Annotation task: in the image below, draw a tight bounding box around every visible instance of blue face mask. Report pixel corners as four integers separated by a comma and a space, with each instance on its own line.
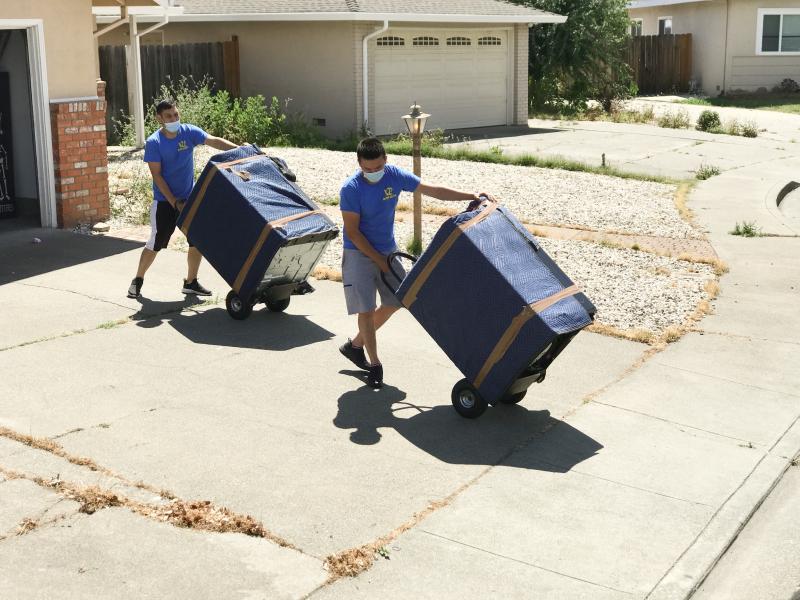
363, 168, 385, 183
164, 120, 181, 133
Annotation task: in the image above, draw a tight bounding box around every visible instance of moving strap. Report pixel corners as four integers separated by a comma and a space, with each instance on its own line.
180, 153, 269, 235
232, 210, 321, 294
472, 284, 581, 389
402, 201, 498, 308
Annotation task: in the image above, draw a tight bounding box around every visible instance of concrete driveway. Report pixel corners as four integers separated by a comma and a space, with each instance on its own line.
1, 115, 799, 598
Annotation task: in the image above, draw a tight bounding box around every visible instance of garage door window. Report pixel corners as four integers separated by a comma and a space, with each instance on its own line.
377, 36, 404, 46
413, 36, 440, 46
447, 36, 472, 46
478, 36, 502, 46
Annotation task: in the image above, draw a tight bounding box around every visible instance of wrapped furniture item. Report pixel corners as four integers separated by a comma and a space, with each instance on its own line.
387, 199, 595, 418
177, 144, 338, 320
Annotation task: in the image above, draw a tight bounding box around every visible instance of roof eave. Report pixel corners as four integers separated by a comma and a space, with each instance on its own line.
99, 11, 566, 24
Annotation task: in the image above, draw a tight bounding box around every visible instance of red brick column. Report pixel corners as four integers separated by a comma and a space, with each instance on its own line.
49, 80, 109, 228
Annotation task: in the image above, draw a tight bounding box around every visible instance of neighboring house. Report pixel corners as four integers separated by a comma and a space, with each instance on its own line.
629, 0, 800, 95
1, 0, 169, 230
94, 0, 565, 138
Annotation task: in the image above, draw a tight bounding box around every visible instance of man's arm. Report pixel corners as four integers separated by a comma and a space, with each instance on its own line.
147, 162, 178, 208
204, 135, 239, 151
416, 182, 494, 203
342, 210, 391, 273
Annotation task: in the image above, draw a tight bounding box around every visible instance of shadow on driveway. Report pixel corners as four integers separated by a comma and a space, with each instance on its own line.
135, 304, 334, 351
334, 373, 602, 472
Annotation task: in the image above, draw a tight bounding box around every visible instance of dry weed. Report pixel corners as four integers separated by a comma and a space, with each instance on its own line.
674, 182, 696, 225
15, 518, 38, 536
586, 323, 655, 344
312, 266, 343, 282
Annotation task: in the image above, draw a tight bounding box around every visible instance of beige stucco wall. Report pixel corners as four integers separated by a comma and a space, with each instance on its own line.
725, 0, 800, 92
629, 0, 728, 95
2, 0, 98, 98
99, 21, 358, 136
100, 19, 527, 135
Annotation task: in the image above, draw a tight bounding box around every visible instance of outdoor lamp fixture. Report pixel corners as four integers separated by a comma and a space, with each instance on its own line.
402, 102, 430, 254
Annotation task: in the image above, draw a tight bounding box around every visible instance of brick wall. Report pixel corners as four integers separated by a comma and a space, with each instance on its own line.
49, 80, 109, 228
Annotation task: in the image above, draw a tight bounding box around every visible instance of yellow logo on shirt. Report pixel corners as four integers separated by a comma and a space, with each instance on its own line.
383, 187, 397, 201
178, 140, 188, 151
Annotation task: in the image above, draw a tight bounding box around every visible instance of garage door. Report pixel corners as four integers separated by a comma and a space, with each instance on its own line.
372, 30, 509, 135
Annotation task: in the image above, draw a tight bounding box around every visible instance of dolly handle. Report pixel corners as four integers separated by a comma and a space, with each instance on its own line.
381, 252, 417, 295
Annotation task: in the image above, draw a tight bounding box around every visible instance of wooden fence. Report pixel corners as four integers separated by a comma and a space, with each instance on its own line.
626, 34, 692, 94
98, 37, 240, 143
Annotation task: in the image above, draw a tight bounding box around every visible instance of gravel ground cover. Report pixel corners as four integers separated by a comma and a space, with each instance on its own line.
107, 146, 714, 338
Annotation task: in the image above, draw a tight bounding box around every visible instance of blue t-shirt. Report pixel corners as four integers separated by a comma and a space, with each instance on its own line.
339, 164, 420, 253
143, 124, 208, 201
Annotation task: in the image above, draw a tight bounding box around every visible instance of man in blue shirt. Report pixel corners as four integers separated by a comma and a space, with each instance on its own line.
339, 137, 493, 388
127, 99, 238, 299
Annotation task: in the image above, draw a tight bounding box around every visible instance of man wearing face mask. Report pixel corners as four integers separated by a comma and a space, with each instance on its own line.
338, 137, 493, 389
127, 99, 238, 299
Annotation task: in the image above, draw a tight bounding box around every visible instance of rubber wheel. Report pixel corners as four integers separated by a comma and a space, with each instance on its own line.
500, 389, 527, 404
266, 297, 290, 312
226, 290, 253, 320
451, 379, 488, 419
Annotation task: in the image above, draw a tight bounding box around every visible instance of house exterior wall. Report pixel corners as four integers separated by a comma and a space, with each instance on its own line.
102, 19, 528, 133
726, 0, 800, 92
629, 1, 728, 95
103, 21, 358, 137
629, 0, 800, 94
3, 0, 98, 98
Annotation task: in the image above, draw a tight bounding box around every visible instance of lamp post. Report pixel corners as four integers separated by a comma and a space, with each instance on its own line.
402, 101, 430, 253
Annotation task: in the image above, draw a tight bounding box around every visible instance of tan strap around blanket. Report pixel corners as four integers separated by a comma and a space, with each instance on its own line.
401, 201, 498, 308
472, 284, 581, 389
232, 210, 321, 294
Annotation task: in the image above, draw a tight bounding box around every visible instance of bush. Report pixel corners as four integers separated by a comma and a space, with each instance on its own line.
779, 78, 799, 93
658, 109, 691, 129
695, 163, 721, 180
696, 110, 722, 132
741, 120, 759, 138
113, 77, 327, 148
724, 118, 741, 136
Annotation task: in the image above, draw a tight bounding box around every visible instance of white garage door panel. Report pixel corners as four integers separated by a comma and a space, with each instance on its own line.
372, 30, 509, 135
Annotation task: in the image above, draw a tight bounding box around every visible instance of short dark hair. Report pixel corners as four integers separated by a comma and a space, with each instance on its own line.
155, 99, 177, 115
357, 137, 386, 161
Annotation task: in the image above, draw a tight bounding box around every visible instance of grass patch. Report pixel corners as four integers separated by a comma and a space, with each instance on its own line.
405, 236, 423, 256
695, 164, 721, 180
683, 93, 800, 115
730, 221, 762, 237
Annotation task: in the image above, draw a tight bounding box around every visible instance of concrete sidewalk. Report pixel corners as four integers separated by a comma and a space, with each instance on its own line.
1, 117, 799, 598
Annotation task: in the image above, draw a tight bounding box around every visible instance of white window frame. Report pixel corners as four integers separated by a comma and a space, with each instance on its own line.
756, 8, 800, 55
658, 16, 673, 35
0, 19, 57, 228
630, 18, 643, 36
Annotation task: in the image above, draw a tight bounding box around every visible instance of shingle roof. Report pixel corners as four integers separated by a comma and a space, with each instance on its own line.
175, 0, 557, 18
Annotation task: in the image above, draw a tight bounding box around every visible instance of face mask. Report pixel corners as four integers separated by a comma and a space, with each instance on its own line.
363, 168, 385, 183
163, 120, 181, 133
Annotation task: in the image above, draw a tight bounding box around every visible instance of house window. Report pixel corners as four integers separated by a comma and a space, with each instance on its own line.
413, 36, 439, 46
759, 10, 800, 53
478, 36, 502, 46
658, 17, 673, 35
630, 19, 643, 36
447, 36, 472, 46
377, 36, 404, 46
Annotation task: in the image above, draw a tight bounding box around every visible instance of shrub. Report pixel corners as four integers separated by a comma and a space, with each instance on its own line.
658, 109, 691, 129
724, 118, 742, 136
779, 78, 799, 93
741, 120, 759, 138
695, 164, 721, 180
696, 110, 722, 132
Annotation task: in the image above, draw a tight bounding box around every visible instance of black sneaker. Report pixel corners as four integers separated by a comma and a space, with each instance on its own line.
367, 363, 384, 389
127, 277, 143, 298
182, 278, 212, 296
339, 339, 368, 370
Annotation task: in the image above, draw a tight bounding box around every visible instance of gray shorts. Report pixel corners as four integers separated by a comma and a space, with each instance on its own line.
342, 248, 406, 315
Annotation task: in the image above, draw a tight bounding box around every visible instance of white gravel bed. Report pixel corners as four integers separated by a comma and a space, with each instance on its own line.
316, 209, 714, 335
263, 146, 697, 239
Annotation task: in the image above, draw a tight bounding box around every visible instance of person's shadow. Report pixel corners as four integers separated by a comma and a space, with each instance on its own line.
334, 371, 602, 472
131, 297, 333, 351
